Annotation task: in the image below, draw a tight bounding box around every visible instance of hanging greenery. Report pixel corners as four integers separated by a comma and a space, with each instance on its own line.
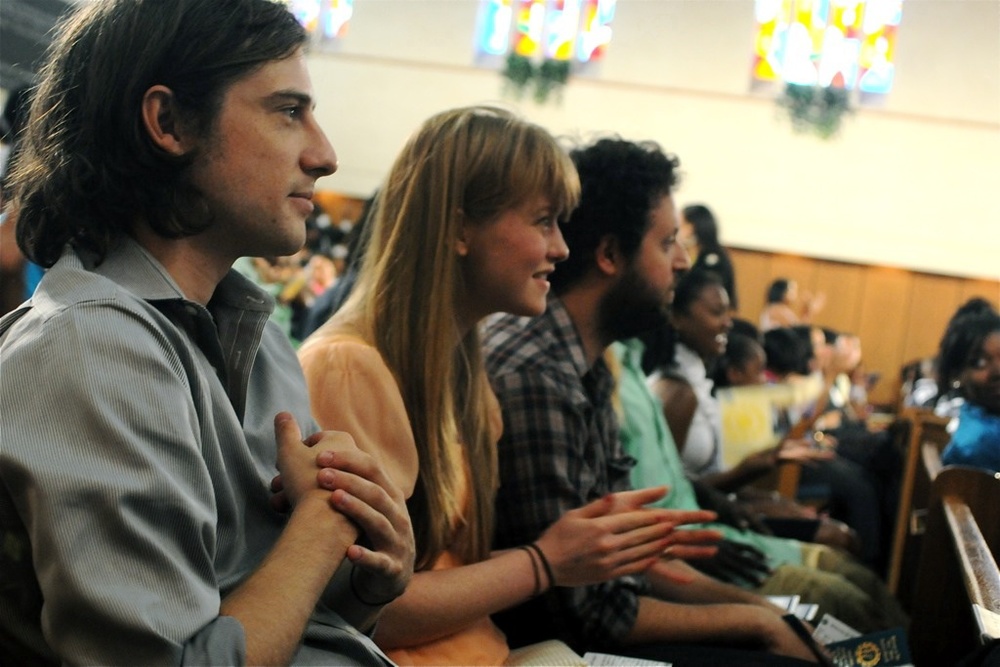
778, 83, 853, 140
501, 53, 571, 105
502, 53, 535, 96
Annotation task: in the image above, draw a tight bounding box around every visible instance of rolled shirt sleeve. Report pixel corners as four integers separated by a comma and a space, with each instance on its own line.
2, 300, 250, 664
0, 241, 382, 665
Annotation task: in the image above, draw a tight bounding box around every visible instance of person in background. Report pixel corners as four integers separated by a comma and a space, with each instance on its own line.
759, 279, 825, 332
939, 312, 1000, 472
300, 191, 377, 338
763, 326, 813, 383
713, 330, 768, 388
907, 297, 999, 414
762, 326, 889, 569
0, 0, 414, 663
809, 327, 902, 573
712, 331, 863, 556
299, 107, 707, 666
485, 137, 820, 665
616, 332, 906, 634
678, 203, 738, 311
646, 272, 841, 512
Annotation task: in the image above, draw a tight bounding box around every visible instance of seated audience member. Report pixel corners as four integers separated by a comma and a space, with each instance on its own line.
763, 326, 891, 569
646, 280, 861, 556
298, 107, 710, 666
730, 316, 763, 342
907, 298, 999, 415
678, 203, 738, 310
647, 270, 833, 488
0, 1, 415, 663
938, 312, 1000, 471
808, 327, 902, 572
615, 337, 907, 633
759, 279, 825, 332
304, 253, 337, 305
763, 326, 814, 384
711, 333, 861, 555
846, 358, 878, 422
301, 191, 377, 338
713, 329, 767, 387
485, 137, 821, 665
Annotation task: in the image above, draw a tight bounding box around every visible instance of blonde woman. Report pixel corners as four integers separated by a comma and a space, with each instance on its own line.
298, 106, 715, 666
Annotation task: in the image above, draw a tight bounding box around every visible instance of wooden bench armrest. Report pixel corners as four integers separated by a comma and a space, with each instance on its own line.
922, 442, 943, 480
943, 496, 1000, 633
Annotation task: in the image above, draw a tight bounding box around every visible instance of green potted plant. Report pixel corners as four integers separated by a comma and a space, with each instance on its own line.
501, 53, 571, 104
779, 82, 852, 139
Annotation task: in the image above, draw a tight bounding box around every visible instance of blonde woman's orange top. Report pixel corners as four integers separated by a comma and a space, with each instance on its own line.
298, 330, 509, 667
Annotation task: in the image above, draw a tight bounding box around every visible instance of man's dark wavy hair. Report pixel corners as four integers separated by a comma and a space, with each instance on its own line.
551, 137, 680, 294
10, 0, 306, 267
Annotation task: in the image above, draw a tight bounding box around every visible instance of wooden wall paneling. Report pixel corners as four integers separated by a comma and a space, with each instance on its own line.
857, 267, 915, 406
728, 248, 772, 325
811, 261, 865, 336
958, 279, 1000, 311
901, 274, 964, 364
314, 192, 366, 229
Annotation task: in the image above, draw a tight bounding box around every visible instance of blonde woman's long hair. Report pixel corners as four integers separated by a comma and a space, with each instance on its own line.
333, 106, 579, 569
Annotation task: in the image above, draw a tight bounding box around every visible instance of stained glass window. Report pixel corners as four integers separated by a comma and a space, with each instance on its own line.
476, 0, 615, 65
514, 0, 547, 58
476, 0, 514, 57
578, 0, 616, 64
752, 0, 902, 93
286, 0, 353, 42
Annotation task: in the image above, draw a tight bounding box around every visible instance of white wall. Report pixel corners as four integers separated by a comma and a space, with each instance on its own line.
305, 0, 1000, 280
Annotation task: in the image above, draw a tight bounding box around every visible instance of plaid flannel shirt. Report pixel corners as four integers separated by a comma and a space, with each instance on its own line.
483, 298, 648, 650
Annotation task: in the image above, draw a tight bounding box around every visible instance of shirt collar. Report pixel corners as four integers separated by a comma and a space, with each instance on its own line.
545, 296, 591, 380
674, 342, 705, 377
619, 338, 647, 373
82, 238, 274, 314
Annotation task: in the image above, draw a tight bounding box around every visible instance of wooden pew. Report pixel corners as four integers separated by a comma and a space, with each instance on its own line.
908, 466, 1000, 666
886, 410, 952, 599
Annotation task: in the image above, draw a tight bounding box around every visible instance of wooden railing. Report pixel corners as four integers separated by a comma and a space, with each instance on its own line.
908, 465, 1000, 665
885, 409, 952, 599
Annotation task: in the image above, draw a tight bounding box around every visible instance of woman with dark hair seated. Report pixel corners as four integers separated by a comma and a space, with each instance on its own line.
678, 204, 738, 310
938, 312, 1000, 472
635, 270, 905, 631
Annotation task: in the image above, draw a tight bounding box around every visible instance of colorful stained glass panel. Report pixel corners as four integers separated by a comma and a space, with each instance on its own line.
752, 0, 902, 93
321, 0, 353, 40
513, 0, 546, 58
476, 0, 614, 65
477, 0, 514, 56
543, 0, 581, 61
577, 0, 615, 63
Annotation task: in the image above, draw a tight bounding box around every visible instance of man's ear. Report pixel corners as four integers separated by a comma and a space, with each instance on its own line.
141, 85, 194, 156
594, 234, 623, 277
